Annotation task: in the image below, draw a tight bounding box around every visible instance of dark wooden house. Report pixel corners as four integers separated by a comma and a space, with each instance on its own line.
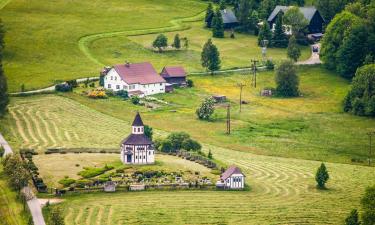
220, 9, 239, 29
267, 6, 325, 34
160, 66, 187, 86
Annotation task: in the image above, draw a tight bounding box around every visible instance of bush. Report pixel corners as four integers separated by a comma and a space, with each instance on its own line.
88, 90, 107, 99
265, 59, 275, 70
116, 90, 128, 99
78, 165, 114, 178
66, 80, 78, 88
58, 177, 76, 187
182, 138, 201, 151
0, 146, 4, 157
196, 97, 215, 120
105, 89, 115, 97
131, 96, 140, 105
187, 79, 194, 87
75, 179, 92, 188
275, 61, 299, 97
55, 83, 72, 92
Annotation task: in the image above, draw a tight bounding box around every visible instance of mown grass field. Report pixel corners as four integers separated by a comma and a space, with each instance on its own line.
53, 146, 375, 224
33, 154, 217, 188
0, 164, 28, 225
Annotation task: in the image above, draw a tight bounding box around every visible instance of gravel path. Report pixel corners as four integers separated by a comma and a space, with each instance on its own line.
296, 43, 321, 65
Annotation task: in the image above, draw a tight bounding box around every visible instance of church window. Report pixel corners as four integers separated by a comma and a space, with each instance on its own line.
138, 128, 140, 132
136, 156, 138, 159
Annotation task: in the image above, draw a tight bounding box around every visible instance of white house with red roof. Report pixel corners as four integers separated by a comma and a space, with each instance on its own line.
104, 62, 166, 97
217, 165, 245, 189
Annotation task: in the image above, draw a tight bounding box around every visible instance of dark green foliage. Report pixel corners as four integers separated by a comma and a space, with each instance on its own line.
58, 177, 76, 187
182, 138, 202, 151
99, 74, 105, 87
205, 3, 214, 28
0, 146, 4, 157
344, 209, 361, 225
265, 59, 275, 70
208, 150, 213, 159
115, 90, 128, 99
187, 79, 194, 87
283, 6, 309, 35
272, 14, 288, 47
287, 35, 301, 62
196, 97, 215, 120
159, 132, 201, 152
258, 21, 272, 46
144, 125, 153, 140
361, 185, 375, 225
344, 64, 375, 117
320, 11, 360, 71
55, 83, 72, 92
314, 0, 350, 22
201, 39, 221, 73
275, 61, 299, 97
131, 95, 140, 105
220, 0, 226, 10
78, 165, 114, 178
315, 163, 329, 189
152, 34, 168, 52
0, 19, 8, 116
160, 139, 173, 152
167, 132, 190, 151
173, 34, 181, 49
212, 9, 224, 38
2, 154, 30, 191
183, 37, 189, 49
237, 0, 254, 26
337, 23, 368, 78
66, 80, 78, 88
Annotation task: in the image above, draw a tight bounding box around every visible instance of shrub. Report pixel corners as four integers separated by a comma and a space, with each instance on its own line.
265, 59, 275, 70
55, 83, 72, 92
154, 139, 163, 150
105, 89, 115, 97
167, 132, 190, 151
66, 80, 78, 88
182, 138, 201, 151
88, 90, 107, 99
131, 96, 140, 105
116, 90, 128, 99
196, 97, 215, 120
58, 177, 76, 187
187, 79, 194, 87
78, 165, 114, 178
275, 61, 299, 97
75, 179, 92, 188
161, 139, 173, 152
89, 82, 95, 88
0, 146, 4, 157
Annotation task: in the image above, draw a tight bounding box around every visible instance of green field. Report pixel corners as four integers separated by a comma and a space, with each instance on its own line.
52, 146, 375, 224
1, 0, 310, 92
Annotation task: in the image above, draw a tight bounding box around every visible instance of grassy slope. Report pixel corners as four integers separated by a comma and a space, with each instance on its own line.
1, 0, 206, 92
54, 146, 375, 224
92, 21, 311, 73
0, 164, 28, 225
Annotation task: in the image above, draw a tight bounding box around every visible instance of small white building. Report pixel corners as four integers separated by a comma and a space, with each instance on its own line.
120, 112, 155, 164
217, 165, 245, 189
104, 62, 166, 97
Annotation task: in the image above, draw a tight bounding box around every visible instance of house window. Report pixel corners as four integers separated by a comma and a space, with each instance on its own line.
111, 76, 113, 80
108, 84, 111, 88
116, 85, 120, 89
136, 156, 138, 159
148, 151, 151, 155
160, 83, 162, 86
123, 85, 128, 90
138, 128, 140, 132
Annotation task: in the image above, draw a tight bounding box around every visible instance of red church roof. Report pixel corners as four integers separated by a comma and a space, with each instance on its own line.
161, 66, 187, 78
114, 62, 166, 85
220, 165, 245, 180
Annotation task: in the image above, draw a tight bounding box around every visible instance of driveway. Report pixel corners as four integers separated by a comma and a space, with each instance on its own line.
297, 43, 321, 65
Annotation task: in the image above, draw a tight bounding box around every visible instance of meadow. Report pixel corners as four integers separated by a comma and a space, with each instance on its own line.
52, 146, 375, 225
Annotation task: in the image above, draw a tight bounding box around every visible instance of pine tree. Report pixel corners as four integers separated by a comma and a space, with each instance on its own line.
220, 0, 226, 10
287, 35, 301, 62
272, 14, 288, 47
258, 21, 272, 46
201, 39, 212, 69
0, 19, 9, 116
207, 43, 221, 73
173, 34, 181, 49
345, 209, 361, 225
205, 3, 214, 28
315, 163, 329, 189
212, 10, 224, 38
208, 150, 213, 159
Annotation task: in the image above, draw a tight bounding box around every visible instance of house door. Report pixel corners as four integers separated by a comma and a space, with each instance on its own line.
127, 155, 132, 163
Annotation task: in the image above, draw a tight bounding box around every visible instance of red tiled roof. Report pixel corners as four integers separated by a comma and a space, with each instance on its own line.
161, 66, 186, 78
220, 165, 245, 180
114, 62, 166, 85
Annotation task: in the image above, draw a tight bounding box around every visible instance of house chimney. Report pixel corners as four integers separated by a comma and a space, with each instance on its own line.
125, 61, 130, 67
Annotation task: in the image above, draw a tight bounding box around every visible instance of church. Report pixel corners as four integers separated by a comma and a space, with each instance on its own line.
120, 112, 155, 164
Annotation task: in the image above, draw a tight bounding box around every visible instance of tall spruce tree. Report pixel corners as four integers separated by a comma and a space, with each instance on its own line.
173, 34, 181, 49
205, 3, 215, 28
220, 0, 226, 10
272, 14, 288, 47
344, 209, 361, 225
212, 9, 224, 38
315, 163, 329, 189
0, 19, 8, 116
258, 21, 272, 46
201, 39, 221, 74
287, 35, 301, 62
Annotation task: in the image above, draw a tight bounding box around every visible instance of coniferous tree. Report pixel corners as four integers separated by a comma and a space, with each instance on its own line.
205, 3, 215, 28
144, 125, 153, 140
272, 14, 288, 47
208, 150, 213, 159
0, 19, 8, 116
212, 9, 224, 38
207, 43, 221, 73
344, 209, 361, 225
201, 39, 213, 70
275, 61, 299, 97
220, 0, 226, 10
287, 35, 301, 62
315, 163, 329, 189
173, 34, 181, 49
361, 185, 375, 225
258, 21, 272, 46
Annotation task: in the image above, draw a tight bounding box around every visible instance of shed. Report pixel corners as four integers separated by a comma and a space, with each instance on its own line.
160, 66, 187, 86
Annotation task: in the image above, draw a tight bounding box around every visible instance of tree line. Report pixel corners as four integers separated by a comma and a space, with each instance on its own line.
0, 18, 9, 117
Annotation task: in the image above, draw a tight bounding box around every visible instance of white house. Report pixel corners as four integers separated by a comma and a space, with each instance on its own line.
120, 112, 155, 164
104, 62, 166, 97
217, 165, 245, 189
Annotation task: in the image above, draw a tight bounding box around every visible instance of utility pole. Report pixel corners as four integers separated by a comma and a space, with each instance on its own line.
251, 59, 259, 88
367, 131, 375, 166
237, 83, 246, 112
226, 104, 231, 135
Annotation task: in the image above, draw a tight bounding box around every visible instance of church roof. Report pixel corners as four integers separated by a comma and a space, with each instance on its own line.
132, 112, 144, 126
121, 134, 152, 145
221, 165, 245, 180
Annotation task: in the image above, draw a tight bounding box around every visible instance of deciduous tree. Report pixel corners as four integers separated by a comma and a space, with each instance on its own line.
284, 6, 309, 35
152, 34, 168, 52
196, 97, 215, 120
275, 61, 299, 97
258, 21, 272, 46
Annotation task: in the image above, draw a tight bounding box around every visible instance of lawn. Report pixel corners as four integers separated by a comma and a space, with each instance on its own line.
0, 164, 29, 225
52, 146, 375, 224
33, 153, 217, 188
1, 0, 206, 92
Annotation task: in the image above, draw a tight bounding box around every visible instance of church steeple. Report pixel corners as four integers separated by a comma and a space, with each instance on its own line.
131, 112, 144, 134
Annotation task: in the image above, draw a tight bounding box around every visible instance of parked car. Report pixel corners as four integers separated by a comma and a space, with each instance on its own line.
312, 46, 319, 53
